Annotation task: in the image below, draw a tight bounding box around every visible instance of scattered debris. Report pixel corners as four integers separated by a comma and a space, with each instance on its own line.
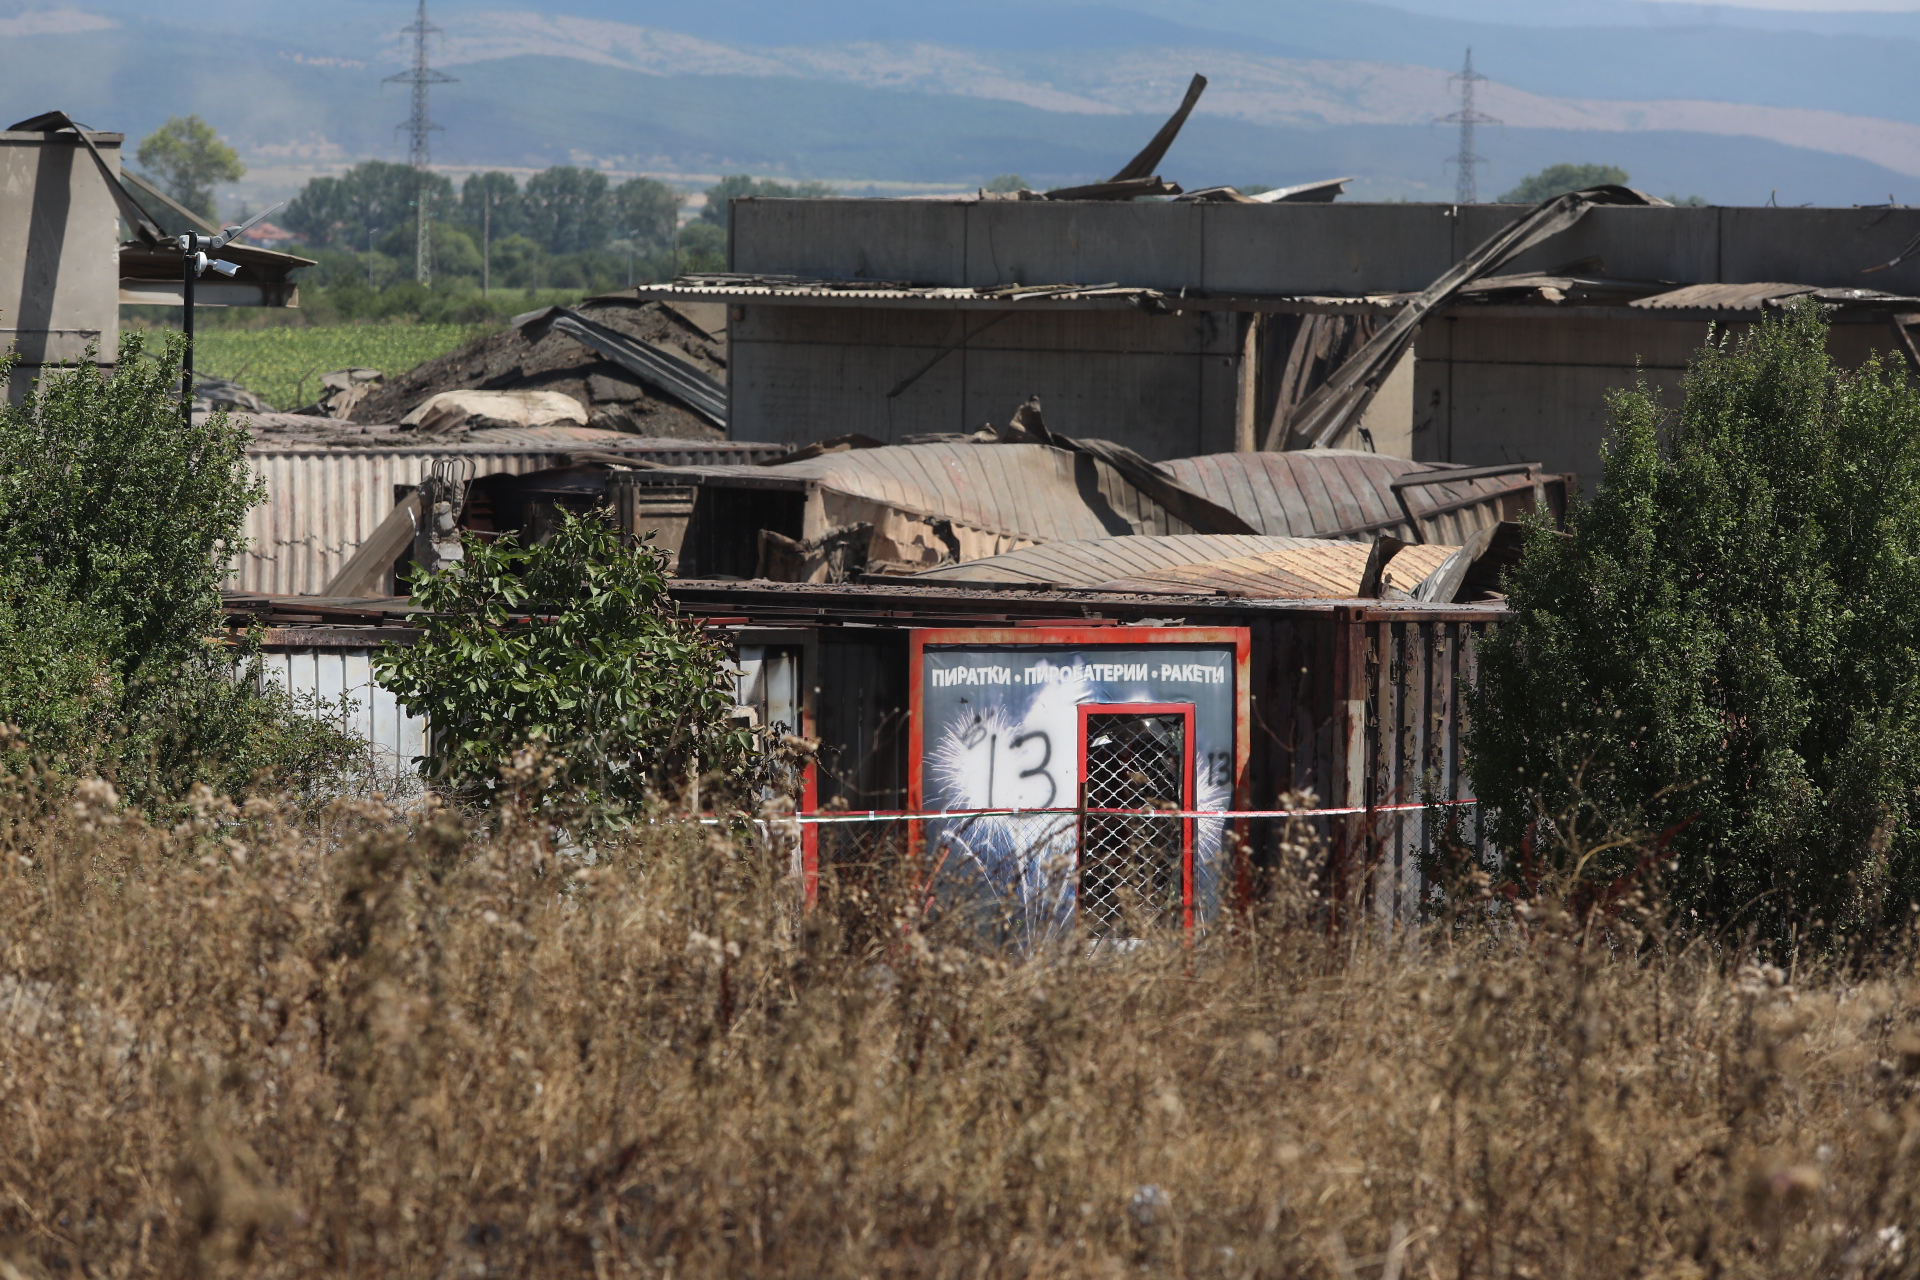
193, 378, 271, 415
585, 397, 1567, 585
402, 389, 588, 435
348, 292, 728, 440
291, 367, 384, 419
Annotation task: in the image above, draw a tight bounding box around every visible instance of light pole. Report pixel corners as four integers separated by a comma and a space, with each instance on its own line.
177, 203, 281, 423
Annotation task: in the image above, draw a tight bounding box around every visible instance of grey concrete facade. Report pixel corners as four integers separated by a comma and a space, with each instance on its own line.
722, 198, 1920, 482
1, 128, 121, 405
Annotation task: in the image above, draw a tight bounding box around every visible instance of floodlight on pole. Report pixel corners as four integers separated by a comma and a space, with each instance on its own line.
177, 202, 282, 423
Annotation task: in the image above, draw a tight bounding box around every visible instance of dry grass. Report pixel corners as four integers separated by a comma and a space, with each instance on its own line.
3, 773, 1919, 1280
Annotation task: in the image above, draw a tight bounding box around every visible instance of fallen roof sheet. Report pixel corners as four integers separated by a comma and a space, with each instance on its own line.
911, 534, 1329, 584
1160, 452, 1560, 543
909, 533, 1458, 598
1628, 282, 1920, 311
1162, 451, 1421, 539
1090, 542, 1459, 598
649, 442, 1160, 543
532, 307, 728, 427
1281, 185, 1670, 449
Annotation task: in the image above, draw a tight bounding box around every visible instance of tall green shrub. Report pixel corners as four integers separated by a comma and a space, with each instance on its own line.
0, 332, 359, 799
374, 509, 753, 814
1470, 301, 1920, 938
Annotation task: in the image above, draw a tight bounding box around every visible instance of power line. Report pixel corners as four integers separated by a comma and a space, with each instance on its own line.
384, 0, 456, 283
1436, 47, 1499, 205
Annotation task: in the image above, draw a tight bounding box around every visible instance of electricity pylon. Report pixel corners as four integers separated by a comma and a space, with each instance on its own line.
1437, 47, 1498, 204
385, 0, 456, 282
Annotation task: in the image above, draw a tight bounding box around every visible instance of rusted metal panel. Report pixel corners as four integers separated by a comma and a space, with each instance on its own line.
1164, 451, 1567, 545
913, 534, 1348, 586
1090, 542, 1459, 598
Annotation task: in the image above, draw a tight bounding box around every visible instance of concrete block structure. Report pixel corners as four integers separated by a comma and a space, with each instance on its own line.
0, 125, 122, 403
649, 198, 1920, 490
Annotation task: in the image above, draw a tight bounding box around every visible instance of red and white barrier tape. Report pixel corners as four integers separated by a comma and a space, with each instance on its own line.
693, 799, 1479, 825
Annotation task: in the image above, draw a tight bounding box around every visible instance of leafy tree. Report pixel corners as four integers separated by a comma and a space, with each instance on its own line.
282, 161, 454, 252
1664, 193, 1709, 207
484, 234, 548, 289
0, 333, 358, 799
461, 171, 522, 292
135, 115, 245, 222
377, 222, 481, 276
522, 166, 616, 256
699, 174, 837, 228
676, 222, 728, 272
1469, 301, 1920, 940
460, 170, 523, 239
374, 509, 754, 812
612, 177, 683, 256
1497, 163, 1629, 204
983, 174, 1028, 193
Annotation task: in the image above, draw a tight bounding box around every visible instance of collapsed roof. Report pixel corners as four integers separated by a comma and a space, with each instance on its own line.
613, 425, 1567, 583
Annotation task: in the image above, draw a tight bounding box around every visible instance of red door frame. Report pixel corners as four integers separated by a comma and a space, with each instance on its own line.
1077, 702, 1197, 933
905, 626, 1253, 916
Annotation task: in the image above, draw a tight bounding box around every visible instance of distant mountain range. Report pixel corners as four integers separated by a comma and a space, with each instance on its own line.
4, 0, 1919, 209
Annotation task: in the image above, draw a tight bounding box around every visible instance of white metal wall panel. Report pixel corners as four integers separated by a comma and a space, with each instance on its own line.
257, 647, 426, 778
230, 448, 565, 595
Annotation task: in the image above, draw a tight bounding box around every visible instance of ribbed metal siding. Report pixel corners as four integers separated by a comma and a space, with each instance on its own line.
231, 449, 567, 595
256, 647, 426, 780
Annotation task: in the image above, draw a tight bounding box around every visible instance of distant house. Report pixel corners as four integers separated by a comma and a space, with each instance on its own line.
239, 220, 296, 247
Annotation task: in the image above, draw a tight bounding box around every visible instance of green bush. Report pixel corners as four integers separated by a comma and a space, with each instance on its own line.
1469, 301, 1920, 940
374, 509, 754, 816
0, 331, 363, 800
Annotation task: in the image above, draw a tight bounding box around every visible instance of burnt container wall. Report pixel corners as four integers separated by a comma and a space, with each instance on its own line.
1246, 611, 1491, 927
811, 629, 912, 882
813, 629, 910, 811
1361, 615, 1491, 928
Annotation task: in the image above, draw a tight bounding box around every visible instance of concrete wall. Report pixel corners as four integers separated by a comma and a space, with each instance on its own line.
729, 198, 1920, 467
732, 199, 1920, 297
0, 129, 121, 405
733, 305, 1243, 455
1413, 315, 1915, 493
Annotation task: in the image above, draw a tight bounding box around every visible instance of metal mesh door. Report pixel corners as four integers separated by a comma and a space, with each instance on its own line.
1080, 711, 1188, 937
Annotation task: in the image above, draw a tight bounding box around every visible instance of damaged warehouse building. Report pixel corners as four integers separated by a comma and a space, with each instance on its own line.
13, 98, 1920, 933
644, 186, 1920, 491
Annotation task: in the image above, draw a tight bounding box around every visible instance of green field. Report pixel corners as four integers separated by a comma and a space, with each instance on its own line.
193, 324, 495, 411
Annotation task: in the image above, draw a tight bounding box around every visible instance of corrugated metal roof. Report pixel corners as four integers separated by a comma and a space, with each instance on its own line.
1629, 283, 1920, 311
913, 535, 1348, 586
633, 277, 1157, 310
659, 442, 1148, 543
1162, 452, 1561, 544
233, 449, 561, 596
910, 534, 1459, 597
1090, 542, 1459, 598
1163, 452, 1416, 538
1629, 282, 1817, 311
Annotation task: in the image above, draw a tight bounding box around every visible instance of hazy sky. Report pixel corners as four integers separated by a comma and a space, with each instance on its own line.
1640, 0, 1920, 7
